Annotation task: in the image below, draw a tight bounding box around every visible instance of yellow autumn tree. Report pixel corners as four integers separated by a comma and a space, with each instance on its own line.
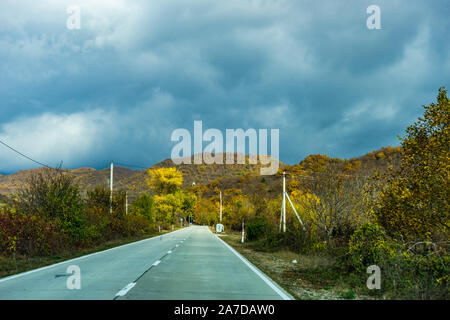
153, 192, 184, 225
193, 197, 216, 225
290, 189, 321, 236
147, 167, 183, 195
375, 87, 449, 240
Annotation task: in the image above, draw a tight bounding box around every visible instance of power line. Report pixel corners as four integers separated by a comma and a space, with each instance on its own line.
114, 162, 148, 170
0, 139, 150, 171
0, 139, 52, 168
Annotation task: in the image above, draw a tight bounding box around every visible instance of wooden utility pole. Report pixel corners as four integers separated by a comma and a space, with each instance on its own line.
279, 171, 306, 232
219, 190, 222, 222
125, 191, 128, 215
282, 171, 286, 232
110, 161, 113, 214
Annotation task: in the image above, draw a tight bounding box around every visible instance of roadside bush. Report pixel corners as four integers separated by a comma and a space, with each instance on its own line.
16, 167, 86, 245
346, 223, 449, 299
85, 186, 110, 210
347, 222, 397, 272
124, 214, 155, 237
130, 194, 154, 222
381, 251, 449, 299
261, 218, 316, 253
0, 207, 62, 256
85, 187, 132, 239
246, 219, 272, 241
83, 205, 110, 243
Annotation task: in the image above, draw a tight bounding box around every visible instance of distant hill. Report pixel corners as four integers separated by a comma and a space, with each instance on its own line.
0, 148, 401, 202
0, 153, 277, 200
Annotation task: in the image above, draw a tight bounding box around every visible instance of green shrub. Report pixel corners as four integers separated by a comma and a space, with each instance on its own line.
347, 223, 449, 299
261, 221, 316, 254
16, 167, 86, 245
130, 194, 154, 222
124, 215, 155, 237
246, 219, 271, 241
348, 222, 398, 272
379, 249, 449, 299
85, 186, 110, 210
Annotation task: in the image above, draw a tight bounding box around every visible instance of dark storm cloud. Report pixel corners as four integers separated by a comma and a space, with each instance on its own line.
0, 0, 449, 172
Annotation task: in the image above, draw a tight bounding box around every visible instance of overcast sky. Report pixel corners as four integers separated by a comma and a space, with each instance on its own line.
0, 0, 449, 173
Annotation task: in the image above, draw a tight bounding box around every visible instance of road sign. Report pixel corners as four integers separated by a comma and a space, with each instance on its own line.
216, 223, 224, 233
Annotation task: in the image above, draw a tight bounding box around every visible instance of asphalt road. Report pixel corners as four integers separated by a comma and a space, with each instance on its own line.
0, 226, 292, 300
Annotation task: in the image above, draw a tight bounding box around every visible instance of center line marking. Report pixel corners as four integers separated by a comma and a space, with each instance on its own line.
115, 282, 136, 297
152, 260, 161, 266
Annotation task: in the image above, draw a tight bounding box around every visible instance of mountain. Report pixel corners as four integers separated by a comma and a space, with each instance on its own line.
0, 148, 401, 202
0, 153, 277, 199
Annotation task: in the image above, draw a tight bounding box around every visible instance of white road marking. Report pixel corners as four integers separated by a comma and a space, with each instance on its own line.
115, 282, 136, 297
213, 231, 293, 300
152, 260, 161, 266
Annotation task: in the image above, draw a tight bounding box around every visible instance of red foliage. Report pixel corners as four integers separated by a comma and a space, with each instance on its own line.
0, 208, 63, 256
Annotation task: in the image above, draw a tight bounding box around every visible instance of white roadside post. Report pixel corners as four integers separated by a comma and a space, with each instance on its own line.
125, 191, 128, 215
241, 218, 245, 243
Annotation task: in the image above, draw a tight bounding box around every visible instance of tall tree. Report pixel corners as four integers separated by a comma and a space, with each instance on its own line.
375, 87, 449, 240
146, 167, 183, 195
